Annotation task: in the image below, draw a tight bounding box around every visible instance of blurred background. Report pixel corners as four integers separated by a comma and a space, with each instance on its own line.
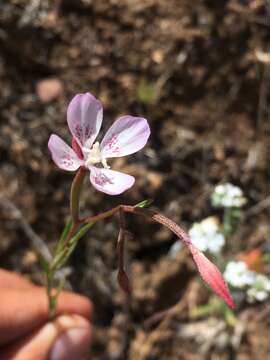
1, 0, 270, 359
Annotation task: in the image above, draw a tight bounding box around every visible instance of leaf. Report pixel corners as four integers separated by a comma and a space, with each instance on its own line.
51, 222, 95, 271
72, 221, 95, 241
55, 218, 73, 254
135, 199, 153, 208
39, 255, 50, 272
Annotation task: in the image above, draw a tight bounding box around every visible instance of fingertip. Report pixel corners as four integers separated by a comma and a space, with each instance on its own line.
56, 291, 93, 321
0, 286, 93, 346
49, 315, 92, 360
0, 315, 92, 360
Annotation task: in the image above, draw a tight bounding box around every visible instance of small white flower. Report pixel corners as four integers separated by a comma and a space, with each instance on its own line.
225, 261, 270, 303
247, 274, 270, 303
211, 183, 247, 208
189, 217, 225, 254
224, 261, 255, 288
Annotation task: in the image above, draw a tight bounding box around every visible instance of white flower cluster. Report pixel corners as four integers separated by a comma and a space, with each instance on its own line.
224, 261, 255, 288
188, 217, 225, 254
224, 261, 270, 303
211, 183, 247, 208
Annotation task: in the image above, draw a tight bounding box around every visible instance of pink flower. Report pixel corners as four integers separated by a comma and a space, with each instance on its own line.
48, 93, 150, 195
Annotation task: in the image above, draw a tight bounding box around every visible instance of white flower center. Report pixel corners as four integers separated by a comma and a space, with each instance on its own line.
84, 142, 109, 168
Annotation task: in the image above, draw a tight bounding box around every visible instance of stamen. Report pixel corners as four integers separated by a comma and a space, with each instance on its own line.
84, 142, 109, 168
102, 157, 110, 169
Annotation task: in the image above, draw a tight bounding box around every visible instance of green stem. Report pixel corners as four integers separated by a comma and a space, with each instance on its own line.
64, 222, 79, 245
46, 203, 134, 317
70, 167, 86, 223
223, 207, 233, 238
46, 271, 56, 318
46, 168, 86, 317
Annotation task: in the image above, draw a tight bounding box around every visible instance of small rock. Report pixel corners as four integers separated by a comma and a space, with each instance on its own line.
36, 78, 63, 103
152, 50, 164, 64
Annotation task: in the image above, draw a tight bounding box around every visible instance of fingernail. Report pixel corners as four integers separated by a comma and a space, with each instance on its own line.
50, 328, 91, 360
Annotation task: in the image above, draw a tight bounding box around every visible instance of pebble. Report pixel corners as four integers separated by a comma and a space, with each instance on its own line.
36, 78, 63, 103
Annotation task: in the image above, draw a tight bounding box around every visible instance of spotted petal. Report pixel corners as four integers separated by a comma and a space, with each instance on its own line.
89, 167, 135, 195
67, 92, 103, 148
100, 116, 150, 158
48, 134, 84, 171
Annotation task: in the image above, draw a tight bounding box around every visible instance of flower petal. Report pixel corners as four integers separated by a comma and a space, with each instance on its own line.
48, 134, 83, 171
67, 93, 103, 148
100, 116, 150, 158
188, 243, 235, 308
89, 167, 135, 195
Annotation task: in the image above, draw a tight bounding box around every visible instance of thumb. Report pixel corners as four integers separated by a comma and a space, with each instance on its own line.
0, 315, 92, 360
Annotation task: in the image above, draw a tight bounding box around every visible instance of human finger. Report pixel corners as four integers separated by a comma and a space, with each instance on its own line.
0, 287, 92, 346
0, 314, 92, 360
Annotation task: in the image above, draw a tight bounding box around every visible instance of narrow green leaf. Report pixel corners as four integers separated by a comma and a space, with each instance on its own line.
135, 199, 153, 208
56, 218, 73, 254
39, 255, 49, 272
51, 222, 95, 271
71, 221, 95, 243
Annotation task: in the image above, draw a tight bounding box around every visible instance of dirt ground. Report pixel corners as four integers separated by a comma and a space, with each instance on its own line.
1, 1, 270, 359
